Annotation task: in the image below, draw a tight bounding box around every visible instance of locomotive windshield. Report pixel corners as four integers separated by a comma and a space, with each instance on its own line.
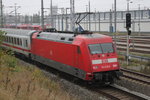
89, 44, 103, 54
89, 43, 114, 54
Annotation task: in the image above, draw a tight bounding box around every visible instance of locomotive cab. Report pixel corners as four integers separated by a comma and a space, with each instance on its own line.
89, 43, 121, 83
75, 34, 122, 84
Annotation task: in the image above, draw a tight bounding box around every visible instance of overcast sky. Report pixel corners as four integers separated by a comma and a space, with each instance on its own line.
3, 0, 150, 15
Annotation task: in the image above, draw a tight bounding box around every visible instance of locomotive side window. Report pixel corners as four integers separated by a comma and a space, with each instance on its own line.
68, 38, 73, 41
61, 37, 65, 40
89, 44, 103, 54
101, 43, 114, 53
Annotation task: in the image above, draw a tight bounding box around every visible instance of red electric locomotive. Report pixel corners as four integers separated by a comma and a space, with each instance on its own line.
1, 28, 122, 84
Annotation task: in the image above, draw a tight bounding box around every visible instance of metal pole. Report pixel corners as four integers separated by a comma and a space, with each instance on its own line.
0, 0, 3, 28
114, 0, 117, 33
86, 5, 88, 30
110, 9, 112, 33
54, 15, 56, 28
50, 0, 54, 28
127, 0, 129, 12
58, 15, 60, 31
98, 12, 101, 32
126, 0, 130, 65
65, 8, 69, 31
61, 8, 64, 31
41, 0, 44, 29
95, 9, 96, 32
38, 11, 41, 25
70, 0, 75, 32
114, 0, 117, 52
138, 4, 141, 36
14, 3, 17, 28
89, 0, 91, 31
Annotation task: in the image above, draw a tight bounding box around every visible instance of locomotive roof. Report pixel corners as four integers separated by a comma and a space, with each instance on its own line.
37, 32, 75, 43
37, 32, 110, 43
0, 28, 37, 36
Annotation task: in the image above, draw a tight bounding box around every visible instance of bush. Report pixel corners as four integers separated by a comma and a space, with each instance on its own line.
0, 30, 4, 46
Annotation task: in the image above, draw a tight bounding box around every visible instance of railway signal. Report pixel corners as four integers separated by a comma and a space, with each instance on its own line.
128, 29, 131, 35
126, 13, 131, 28
126, 12, 132, 65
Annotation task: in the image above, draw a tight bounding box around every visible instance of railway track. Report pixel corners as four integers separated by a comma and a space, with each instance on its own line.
92, 85, 148, 100
117, 47, 150, 54
121, 68, 150, 85
113, 36, 150, 55
119, 53, 150, 62
115, 41, 150, 54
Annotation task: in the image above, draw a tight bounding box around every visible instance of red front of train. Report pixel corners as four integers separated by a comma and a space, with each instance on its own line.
31, 32, 121, 83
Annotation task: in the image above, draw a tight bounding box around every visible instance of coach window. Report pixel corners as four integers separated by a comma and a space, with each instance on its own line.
20, 39, 22, 46
10, 37, 13, 43
16, 38, 18, 45
8, 37, 10, 43
4, 36, 7, 42
25, 40, 28, 47
17, 38, 19, 45
12, 38, 14, 44
9, 37, 11, 43
5, 36, 7, 42
7, 37, 9, 43
15, 38, 17, 45
14, 38, 15, 44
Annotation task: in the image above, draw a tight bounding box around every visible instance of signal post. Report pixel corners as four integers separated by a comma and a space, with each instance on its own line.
126, 13, 131, 65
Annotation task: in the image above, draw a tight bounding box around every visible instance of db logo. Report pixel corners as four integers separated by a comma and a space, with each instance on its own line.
102, 59, 108, 63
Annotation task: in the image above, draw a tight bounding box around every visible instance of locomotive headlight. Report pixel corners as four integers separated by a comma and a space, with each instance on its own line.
108, 58, 117, 63
113, 64, 118, 67
92, 59, 102, 64
93, 66, 99, 69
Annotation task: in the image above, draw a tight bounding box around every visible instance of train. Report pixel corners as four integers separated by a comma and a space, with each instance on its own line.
0, 28, 122, 84
4, 24, 50, 31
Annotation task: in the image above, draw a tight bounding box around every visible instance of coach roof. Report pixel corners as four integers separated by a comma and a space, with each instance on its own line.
0, 28, 37, 36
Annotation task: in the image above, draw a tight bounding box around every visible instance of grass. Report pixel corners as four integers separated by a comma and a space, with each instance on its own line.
118, 55, 150, 66
118, 51, 150, 58
0, 51, 77, 100
0, 30, 78, 100
118, 55, 150, 75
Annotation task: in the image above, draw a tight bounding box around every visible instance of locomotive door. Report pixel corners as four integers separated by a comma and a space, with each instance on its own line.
73, 46, 80, 76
